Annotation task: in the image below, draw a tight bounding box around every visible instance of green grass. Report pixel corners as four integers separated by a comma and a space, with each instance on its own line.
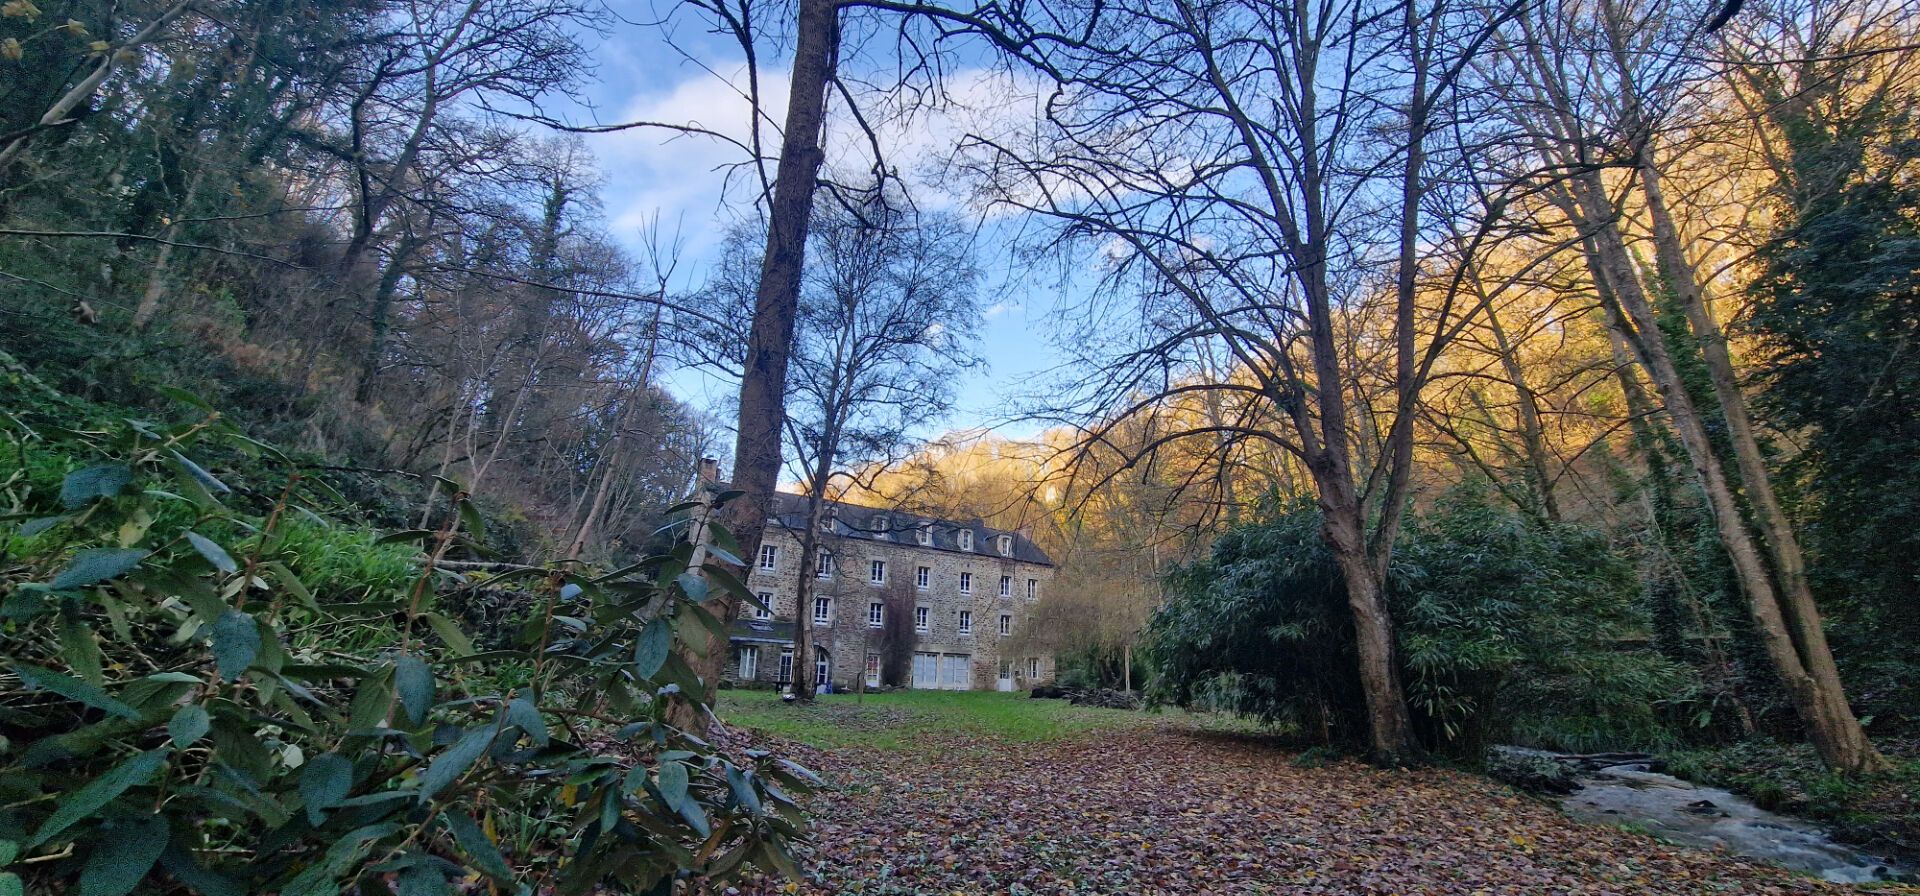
716, 689, 1159, 750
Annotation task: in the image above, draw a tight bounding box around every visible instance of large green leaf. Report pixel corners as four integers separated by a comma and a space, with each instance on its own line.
440, 811, 516, 883
656, 760, 691, 815
416, 725, 494, 805
210, 610, 260, 681
632, 618, 672, 679
394, 654, 433, 727
75, 814, 168, 896
28, 748, 169, 847
13, 662, 140, 720
300, 753, 354, 826
186, 532, 238, 574
167, 704, 211, 747
50, 549, 146, 590
60, 465, 133, 509
168, 450, 230, 495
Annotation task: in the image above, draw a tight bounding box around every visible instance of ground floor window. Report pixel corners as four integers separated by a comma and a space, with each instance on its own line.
779, 649, 793, 684
738, 645, 759, 679
999, 659, 1012, 679
865, 653, 881, 687
1028, 657, 1040, 679
815, 648, 832, 687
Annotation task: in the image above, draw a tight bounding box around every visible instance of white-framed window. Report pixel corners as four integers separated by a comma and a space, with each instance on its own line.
958, 529, 974, 552
914, 606, 929, 632
868, 601, 884, 627
819, 508, 836, 533
916, 523, 932, 546
815, 549, 833, 578
999, 659, 1013, 680
870, 559, 887, 584
872, 516, 890, 540
1027, 657, 1039, 679
999, 575, 1012, 597
865, 653, 881, 687
916, 566, 930, 589
779, 649, 794, 682
1027, 578, 1038, 601
813, 596, 832, 624
959, 572, 972, 594
738, 645, 759, 679
997, 534, 1013, 556
753, 592, 774, 620
958, 610, 973, 635
815, 648, 831, 685
998, 613, 1012, 636
759, 544, 778, 570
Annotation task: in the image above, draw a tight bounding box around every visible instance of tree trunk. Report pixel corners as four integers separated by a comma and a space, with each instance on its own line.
681, 0, 840, 720
1564, 169, 1883, 773
1633, 157, 1875, 768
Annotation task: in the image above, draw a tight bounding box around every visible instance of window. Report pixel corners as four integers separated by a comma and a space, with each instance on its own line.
815, 549, 833, 578
998, 613, 1012, 636
958, 529, 974, 552
872, 516, 890, 540
813, 596, 832, 625
959, 572, 972, 594
865, 653, 881, 687
819, 508, 836, 533
737, 646, 759, 679
999, 575, 1012, 597
916, 523, 932, 546
752, 592, 774, 620
870, 559, 887, 584
916, 566, 930, 589
868, 602, 884, 627
1027, 657, 1040, 679
999, 659, 1013, 680
915, 606, 929, 632
1027, 578, 1038, 601
778, 649, 793, 683
814, 649, 831, 686
759, 544, 778, 571
958, 610, 973, 635
997, 534, 1013, 556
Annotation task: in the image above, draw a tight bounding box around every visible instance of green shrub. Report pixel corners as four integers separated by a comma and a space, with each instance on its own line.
1146, 490, 1691, 757
0, 403, 809, 895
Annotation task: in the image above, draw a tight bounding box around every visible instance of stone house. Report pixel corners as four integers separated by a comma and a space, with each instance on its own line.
724, 491, 1057, 692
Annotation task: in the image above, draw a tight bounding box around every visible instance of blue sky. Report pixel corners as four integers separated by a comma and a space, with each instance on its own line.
549, 12, 1078, 446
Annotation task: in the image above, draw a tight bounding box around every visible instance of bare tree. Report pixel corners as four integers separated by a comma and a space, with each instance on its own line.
955, 0, 1525, 763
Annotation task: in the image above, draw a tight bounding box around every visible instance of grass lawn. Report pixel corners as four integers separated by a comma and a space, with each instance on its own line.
715, 688, 1158, 749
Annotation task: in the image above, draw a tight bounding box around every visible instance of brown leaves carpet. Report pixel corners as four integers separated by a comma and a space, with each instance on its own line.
734, 725, 1906, 895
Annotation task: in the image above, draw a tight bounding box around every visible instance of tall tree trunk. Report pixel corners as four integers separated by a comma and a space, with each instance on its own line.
682, 0, 840, 719
1634, 156, 1866, 754
1563, 170, 1883, 772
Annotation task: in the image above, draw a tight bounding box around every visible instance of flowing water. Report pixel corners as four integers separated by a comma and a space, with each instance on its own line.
1555, 760, 1910, 884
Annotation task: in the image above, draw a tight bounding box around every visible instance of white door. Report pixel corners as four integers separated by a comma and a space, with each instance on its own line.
997, 660, 1014, 692
941, 654, 971, 690
912, 652, 939, 689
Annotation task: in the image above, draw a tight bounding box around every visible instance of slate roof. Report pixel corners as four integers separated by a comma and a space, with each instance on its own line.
765, 491, 1055, 567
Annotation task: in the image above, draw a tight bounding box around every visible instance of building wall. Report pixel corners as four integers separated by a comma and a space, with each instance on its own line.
730, 525, 1056, 691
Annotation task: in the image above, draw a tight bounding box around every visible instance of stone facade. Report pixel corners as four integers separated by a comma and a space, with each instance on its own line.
725, 493, 1056, 692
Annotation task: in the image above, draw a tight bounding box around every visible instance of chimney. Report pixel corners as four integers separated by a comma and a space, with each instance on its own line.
697, 457, 719, 485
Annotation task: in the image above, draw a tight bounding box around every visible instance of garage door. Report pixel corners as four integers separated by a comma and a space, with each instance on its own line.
912, 652, 939, 689
940, 653, 971, 690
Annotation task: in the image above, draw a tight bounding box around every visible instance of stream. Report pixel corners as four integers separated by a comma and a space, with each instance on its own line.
1543, 754, 1911, 884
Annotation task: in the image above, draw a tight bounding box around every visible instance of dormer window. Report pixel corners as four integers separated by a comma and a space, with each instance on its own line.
916, 523, 932, 546
996, 534, 1014, 556
958, 529, 974, 552
818, 508, 836, 534
873, 515, 890, 540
